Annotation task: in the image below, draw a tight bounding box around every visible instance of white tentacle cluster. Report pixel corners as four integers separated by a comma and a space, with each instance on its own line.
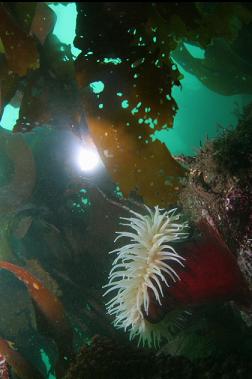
104, 206, 189, 347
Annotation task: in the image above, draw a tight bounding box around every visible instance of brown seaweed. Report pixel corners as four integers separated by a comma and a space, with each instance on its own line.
0, 261, 74, 378
0, 338, 44, 379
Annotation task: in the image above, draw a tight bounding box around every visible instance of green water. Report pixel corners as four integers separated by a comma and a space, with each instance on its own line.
153, 44, 252, 156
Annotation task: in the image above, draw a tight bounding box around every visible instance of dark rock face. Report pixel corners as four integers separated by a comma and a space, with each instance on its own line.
178, 104, 252, 262
64, 335, 252, 379
64, 335, 157, 379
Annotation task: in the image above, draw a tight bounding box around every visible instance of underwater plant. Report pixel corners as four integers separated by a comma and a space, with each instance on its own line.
0, 261, 74, 378
0, 338, 44, 379
104, 206, 189, 347
0, 129, 36, 215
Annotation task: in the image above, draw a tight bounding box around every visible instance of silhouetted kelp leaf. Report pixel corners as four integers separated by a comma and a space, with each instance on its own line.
31, 3, 56, 45
12, 31, 77, 131
14, 72, 52, 130
2, 2, 37, 33
0, 4, 39, 76
195, 3, 252, 45
76, 56, 180, 127
0, 261, 74, 378
14, 70, 81, 132
144, 4, 252, 95
0, 61, 19, 116
172, 37, 252, 96
152, 3, 252, 49
0, 131, 36, 214
74, 6, 185, 206
42, 34, 76, 80
75, 2, 182, 127
12, 215, 33, 239
71, 5, 186, 205
75, 52, 185, 206
75, 3, 150, 59
0, 39, 5, 54
0, 338, 44, 379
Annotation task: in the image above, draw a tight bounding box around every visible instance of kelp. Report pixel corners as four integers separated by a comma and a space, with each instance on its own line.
0, 2, 251, 376
15, 72, 82, 136
30, 2, 56, 45
172, 38, 252, 95
0, 130, 36, 214
2, 2, 37, 33
86, 116, 185, 206
153, 4, 252, 95
0, 261, 74, 378
75, 2, 182, 129
42, 33, 76, 81
0, 337, 44, 379
77, 57, 185, 205
152, 3, 252, 48
74, 2, 252, 205
76, 55, 180, 130
75, 3, 186, 206
0, 59, 19, 117
0, 3, 39, 77
0, 2, 39, 116
0, 2, 54, 116
0, 219, 15, 261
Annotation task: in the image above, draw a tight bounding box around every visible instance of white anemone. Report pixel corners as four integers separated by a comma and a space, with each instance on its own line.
104, 206, 189, 347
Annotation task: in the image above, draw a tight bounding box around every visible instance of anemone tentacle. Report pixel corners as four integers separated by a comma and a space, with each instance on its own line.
104, 206, 189, 347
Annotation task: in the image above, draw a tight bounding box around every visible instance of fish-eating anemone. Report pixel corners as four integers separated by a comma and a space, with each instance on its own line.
103, 206, 189, 347
104, 206, 251, 347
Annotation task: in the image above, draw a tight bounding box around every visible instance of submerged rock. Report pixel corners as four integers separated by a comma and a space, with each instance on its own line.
64, 335, 252, 379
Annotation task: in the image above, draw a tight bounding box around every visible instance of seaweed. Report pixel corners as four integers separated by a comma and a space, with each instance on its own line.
0, 3, 252, 377
0, 261, 74, 378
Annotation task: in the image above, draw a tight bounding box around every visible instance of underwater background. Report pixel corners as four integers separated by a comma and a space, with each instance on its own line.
0, 3, 252, 379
